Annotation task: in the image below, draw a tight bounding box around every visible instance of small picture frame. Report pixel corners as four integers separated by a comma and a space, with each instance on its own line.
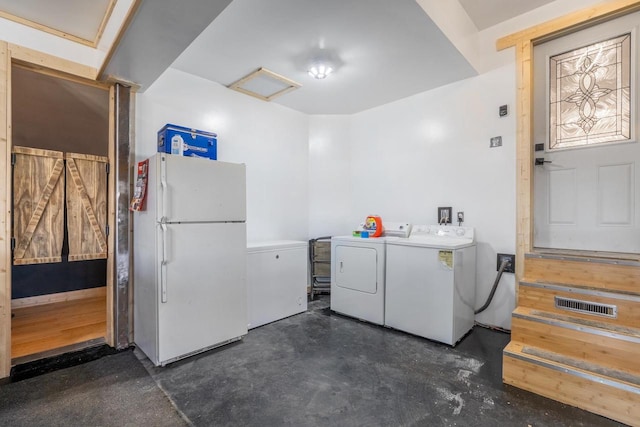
438, 207, 452, 224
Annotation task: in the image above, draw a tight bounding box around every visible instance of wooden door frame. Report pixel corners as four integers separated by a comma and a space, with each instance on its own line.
0, 44, 116, 378
496, 0, 640, 285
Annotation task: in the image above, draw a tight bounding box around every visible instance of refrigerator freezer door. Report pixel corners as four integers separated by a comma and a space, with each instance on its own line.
156, 153, 246, 223
156, 222, 247, 365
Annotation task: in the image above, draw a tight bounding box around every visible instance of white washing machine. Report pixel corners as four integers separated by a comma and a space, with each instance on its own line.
330, 223, 411, 325
385, 225, 476, 346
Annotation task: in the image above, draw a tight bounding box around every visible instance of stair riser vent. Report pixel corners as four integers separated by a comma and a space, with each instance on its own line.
554, 296, 617, 318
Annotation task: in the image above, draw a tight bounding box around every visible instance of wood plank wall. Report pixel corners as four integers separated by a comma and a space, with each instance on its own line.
0, 41, 10, 378
514, 39, 533, 287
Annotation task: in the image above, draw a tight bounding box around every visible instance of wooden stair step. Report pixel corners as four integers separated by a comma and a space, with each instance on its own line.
518, 281, 640, 329
521, 279, 640, 298
514, 306, 640, 337
512, 307, 640, 376
505, 341, 640, 389
527, 249, 640, 263
524, 253, 640, 294
503, 341, 640, 426
520, 345, 640, 386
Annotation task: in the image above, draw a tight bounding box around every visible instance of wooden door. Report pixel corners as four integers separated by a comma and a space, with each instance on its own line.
12, 146, 65, 265
65, 152, 108, 261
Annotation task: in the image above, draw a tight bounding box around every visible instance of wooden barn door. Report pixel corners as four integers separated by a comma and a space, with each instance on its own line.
65, 153, 108, 261
12, 146, 65, 265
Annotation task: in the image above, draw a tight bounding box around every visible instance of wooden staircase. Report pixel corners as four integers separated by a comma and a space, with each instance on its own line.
503, 253, 640, 426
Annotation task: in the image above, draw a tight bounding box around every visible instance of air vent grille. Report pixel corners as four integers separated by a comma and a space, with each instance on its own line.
554, 296, 617, 318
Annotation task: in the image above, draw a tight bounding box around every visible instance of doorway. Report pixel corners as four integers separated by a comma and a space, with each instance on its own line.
10, 65, 110, 362
532, 11, 640, 254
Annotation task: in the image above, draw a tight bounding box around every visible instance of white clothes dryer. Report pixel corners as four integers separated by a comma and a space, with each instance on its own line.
384, 225, 477, 346
330, 222, 411, 325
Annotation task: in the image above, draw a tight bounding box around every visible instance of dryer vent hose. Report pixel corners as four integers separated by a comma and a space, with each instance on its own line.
475, 259, 509, 315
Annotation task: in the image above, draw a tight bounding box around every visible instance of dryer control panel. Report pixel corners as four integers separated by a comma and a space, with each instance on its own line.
384, 222, 412, 238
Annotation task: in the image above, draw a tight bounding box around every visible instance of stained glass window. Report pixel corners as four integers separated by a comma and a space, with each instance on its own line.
549, 33, 631, 150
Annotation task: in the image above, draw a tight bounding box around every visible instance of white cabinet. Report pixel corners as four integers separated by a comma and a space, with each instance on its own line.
247, 241, 308, 329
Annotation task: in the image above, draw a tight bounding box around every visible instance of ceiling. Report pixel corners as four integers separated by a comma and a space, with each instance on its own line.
458, 0, 555, 30
0, 0, 564, 114
172, 0, 476, 115
0, 0, 114, 46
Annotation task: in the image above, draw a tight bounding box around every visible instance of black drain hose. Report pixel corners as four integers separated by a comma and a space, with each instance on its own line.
475, 259, 509, 314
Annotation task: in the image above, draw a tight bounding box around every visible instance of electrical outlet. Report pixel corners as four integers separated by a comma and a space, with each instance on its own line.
497, 253, 515, 273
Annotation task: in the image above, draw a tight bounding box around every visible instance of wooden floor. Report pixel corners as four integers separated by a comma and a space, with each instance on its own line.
11, 296, 106, 359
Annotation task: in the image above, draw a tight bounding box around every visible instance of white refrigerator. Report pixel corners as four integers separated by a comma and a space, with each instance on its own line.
134, 153, 247, 366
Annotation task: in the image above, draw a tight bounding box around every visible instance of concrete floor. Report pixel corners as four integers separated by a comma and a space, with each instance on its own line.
0, 296, 624, 426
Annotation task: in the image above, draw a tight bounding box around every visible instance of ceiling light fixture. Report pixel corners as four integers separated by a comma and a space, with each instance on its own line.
308, 63, 333, 79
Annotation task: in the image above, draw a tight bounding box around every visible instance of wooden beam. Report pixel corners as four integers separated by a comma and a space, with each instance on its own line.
497, 0, 640, 50
11, 62, 109, 90
93, 0, 118, 47
515, 40, 533, 286
8, 44, 98, 81
0, 41, 10, 379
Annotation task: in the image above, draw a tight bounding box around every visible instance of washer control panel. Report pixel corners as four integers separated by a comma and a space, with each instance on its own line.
411, 225, 475, 242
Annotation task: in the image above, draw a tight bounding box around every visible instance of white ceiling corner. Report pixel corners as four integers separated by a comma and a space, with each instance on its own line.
458, 0, 555, 30
0, 0, 113, 43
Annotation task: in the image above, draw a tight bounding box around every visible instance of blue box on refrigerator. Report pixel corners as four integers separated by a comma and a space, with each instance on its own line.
157, 124, 217, 160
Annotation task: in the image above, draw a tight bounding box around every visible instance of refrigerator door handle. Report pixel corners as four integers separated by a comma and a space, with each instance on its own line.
160, 155, 168, 222
161, 223, 168, 303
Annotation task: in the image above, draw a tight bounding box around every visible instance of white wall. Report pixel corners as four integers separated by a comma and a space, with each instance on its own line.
308, 65, 517, 329
308, 116, 353, 237
136, 68, 310, 242
137, 66, 517, 329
